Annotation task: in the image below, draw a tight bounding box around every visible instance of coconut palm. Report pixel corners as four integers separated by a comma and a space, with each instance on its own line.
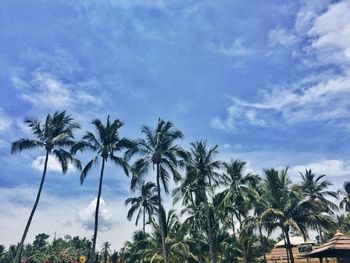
297, 169, 338, 242
261, 168, 315, 263
125, 181, 158, 232
141, 208, 197, 263
131, 119, 187, 263
101, 242, 111, 263
186, 140, 221, 263
218, 160, 258, 233
71, 116, 135, 263
11, 111, 81, 263
298, 169, 338, 210
174, 170, 205, 263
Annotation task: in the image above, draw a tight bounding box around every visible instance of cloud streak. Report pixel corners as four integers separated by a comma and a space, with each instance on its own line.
212, 0, 350, 131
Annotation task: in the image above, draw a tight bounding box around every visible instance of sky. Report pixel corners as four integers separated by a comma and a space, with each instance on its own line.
1, 0, 350, 251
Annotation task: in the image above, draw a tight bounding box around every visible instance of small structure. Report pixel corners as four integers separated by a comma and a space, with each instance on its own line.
266, 236, 319, 262
305, 231, 350, 263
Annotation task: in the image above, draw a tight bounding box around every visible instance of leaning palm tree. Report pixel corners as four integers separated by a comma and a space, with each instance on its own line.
131, 119, 186, 263
11, 111, 81, 263
125, 181, 158, 232
72, 116, 135, 263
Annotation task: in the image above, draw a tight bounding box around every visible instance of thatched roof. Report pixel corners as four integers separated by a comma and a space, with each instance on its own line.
306, 231, 350, 258
274, 236, 315, 247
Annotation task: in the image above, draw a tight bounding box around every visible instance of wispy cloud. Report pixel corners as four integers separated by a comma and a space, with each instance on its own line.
308, 0, 350, 65
289, 159, 350, 177
212, 0, 350, 131
209, 38, 253, 57
0, 109, 11, 132
269, 28, 297, 47
13, 72, 102, 111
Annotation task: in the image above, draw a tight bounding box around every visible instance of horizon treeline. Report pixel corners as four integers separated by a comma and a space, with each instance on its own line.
3, 111, 350, 263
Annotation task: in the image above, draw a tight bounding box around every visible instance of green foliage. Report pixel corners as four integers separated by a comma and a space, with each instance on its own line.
9, 114, 350, 263
1, 234, 91, 263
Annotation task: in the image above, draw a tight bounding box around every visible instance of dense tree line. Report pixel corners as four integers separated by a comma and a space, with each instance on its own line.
5, 111, 350, 263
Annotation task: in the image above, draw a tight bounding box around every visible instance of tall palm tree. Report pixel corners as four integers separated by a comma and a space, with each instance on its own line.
131, 119, 186, 263
297, 169, 338, 242
11, 111, 81, 263
298, 169, 338, 210
261, 168, 315, 263
173, 169, 204, 263
72, 116, 135, 263
219, 160, 257, 233
125, 181, 158, 232
186, 140, 221, 263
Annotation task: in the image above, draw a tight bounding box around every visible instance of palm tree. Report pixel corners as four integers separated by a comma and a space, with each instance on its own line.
11, 111, 81, 263
131, 119, 186, 263
101, 242, 111, 263
339, 182, 350, 212
72, 116, 135, 263
261, 168, 315, 263
141, 208, 197, 263
125, 181, 158, 232
297, 169, 338, 242
186, 140, 221, 263
174, 169, 205, 263
219, 160, 257, 233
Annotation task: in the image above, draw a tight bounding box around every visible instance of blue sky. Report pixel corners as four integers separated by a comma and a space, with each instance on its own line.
1, 0, 350, 250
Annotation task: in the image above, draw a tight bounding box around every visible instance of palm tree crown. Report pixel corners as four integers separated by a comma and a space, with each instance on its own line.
125, 181, 158, 232
12, 111, 81, 172
131, 119, 186, 263
11, 111, 81, 263
72, 116, 135, 263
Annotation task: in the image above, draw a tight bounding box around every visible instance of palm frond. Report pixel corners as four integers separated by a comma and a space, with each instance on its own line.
11, 139, 44, 154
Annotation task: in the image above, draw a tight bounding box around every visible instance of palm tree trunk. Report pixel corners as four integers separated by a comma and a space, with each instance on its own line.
284, 230, 295, 263
143, 206, 146, 233
90, 158, 106, 263
231, 213, 235, 235
156, 164, 168, 263
259, 225, 267, 263
14, 149, 50, 263
204, 199, 217, 263
281, 231, 291, 263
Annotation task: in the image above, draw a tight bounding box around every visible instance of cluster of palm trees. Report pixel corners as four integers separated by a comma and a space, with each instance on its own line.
10, 111, 350, 263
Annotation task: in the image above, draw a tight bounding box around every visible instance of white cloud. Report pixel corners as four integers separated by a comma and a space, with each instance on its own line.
12, 72, 101, 111
289, 159, 350, 177
0, 109, 11, 132
309, 0, 350, 64
213, 1, 350, 131
211, 104, 267, 131
294, 0, 331, 34
269, 28, 297, 47
77, 198, 114, 232
32, 154, 76, 174
209, 38, 252, 57
0, 185, 137, 250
